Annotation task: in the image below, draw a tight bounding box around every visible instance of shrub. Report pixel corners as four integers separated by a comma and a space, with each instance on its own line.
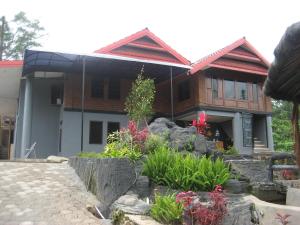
144, 133, 168, 153
150, 194, 183, 225
77, 143, 142, 162
143, 147, 230, 191
176, 186, 227, 225
224, 146, 239, 155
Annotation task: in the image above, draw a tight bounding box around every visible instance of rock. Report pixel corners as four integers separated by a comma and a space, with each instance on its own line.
149, 117, 210, 152
129, 176, 151, 198
46, 155, 69, 163
111, 194, 150, 215
286, 187, 300, 207
95, 158, 136, 206
125, 214, 163, 225
251, 182, 286, 202
224, 179, 243, 194
99, 219, 113, 225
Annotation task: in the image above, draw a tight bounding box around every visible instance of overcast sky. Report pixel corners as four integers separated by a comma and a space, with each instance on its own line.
1, 0, 300, 63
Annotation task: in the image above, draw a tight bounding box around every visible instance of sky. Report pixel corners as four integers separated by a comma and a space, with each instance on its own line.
1, 0, 300, 63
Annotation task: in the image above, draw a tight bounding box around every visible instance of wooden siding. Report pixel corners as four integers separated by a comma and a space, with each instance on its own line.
196, 69, 272, 113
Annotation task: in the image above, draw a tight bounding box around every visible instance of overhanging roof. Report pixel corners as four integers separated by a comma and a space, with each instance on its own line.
22, 49, 191, 82
264, 21, 300, 103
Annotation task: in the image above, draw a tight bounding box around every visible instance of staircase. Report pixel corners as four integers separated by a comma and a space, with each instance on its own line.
253, 138, 273, 159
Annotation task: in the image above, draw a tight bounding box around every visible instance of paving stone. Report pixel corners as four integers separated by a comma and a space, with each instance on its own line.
0, 162, 101, 224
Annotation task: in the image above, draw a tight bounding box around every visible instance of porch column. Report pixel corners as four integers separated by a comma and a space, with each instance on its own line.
20, 76, 32, 157
80, 56, 86, 152
266, 115, 274, 151
233, 112, 243, 153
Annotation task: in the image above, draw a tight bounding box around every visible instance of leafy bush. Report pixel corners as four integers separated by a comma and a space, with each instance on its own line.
150, 194, 183, 225
77, 143, 142, 161
143, 147, 230, 191
144, 133, 168, 153
176, 186, 227, 225
224, 146, 239, 155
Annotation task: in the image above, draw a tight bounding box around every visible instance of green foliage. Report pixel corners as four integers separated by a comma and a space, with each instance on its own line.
125, 68, 156, 124
77, 142, 142, 161
272, 100, 294, 152
144, 133, 168, 153
182, 134, 196, 152
224, 146, 239, 155
150, 194, 183, 225
1, 12, 45, 60
143, 147, 230, 191
112, 210, 125, 225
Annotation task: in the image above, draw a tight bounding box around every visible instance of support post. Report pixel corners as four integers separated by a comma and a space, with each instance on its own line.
21, 77, 32, 157
292, 102, 299, 166
80, 56, 86, 152
7, 117, 11, 159
170, 67, 174, 121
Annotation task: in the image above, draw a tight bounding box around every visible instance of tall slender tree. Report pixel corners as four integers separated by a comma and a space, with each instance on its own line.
0, 12, 45, 60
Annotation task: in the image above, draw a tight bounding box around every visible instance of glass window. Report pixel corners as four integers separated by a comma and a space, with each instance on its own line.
242, 116, 252, 147
253, 83, 258, 102
89, 121, 103, 144
108, 79, 120, 100
224, 80, 235, 99
212, 78, 218, 98
178, 80, 190, 101
107, 122, 120, 135
91, 79, 104, 98
237, 82, 248, 100
50, 84, 64, 105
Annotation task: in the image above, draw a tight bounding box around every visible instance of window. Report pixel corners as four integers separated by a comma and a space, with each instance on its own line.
89, 121, 103, 144
237, 82, 248, 100
91, 79, 104, 98
178, 80, 190, 101
224, 80, 235, 99
50, 84, 64, 105
107, 122, 120, 135
212, 78, 218, 98
253, 83, 258, 102
108, 79, 120, 100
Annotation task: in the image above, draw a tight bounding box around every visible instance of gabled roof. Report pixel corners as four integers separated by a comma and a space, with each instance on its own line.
190, 38, 270, 76
94, 28, 190, 65
0, 60, 23, 68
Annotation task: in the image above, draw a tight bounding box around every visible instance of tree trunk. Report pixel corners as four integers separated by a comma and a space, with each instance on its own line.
292, 102, 300, 166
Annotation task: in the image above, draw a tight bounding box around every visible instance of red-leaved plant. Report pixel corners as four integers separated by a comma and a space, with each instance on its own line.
176, 185, 227, 225
281, 170, 295, 180
119, 120, 148, 152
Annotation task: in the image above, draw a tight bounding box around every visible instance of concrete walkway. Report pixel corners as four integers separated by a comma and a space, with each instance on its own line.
0, 162, 102, 225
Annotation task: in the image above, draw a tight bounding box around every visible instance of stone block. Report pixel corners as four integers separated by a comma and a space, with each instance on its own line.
286, 187, 300, 207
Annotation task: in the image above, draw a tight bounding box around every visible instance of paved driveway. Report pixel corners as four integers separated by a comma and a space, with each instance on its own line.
0, 162, 102, 225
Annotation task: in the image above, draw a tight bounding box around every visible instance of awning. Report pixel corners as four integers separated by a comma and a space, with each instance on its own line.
22, 49, 191, 82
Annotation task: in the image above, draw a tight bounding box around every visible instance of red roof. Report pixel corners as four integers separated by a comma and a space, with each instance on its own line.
94, 28, 190, 65
190, 38, 270, 76
0, 60, 23, 68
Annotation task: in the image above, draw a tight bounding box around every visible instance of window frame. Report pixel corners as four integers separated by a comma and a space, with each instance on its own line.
89, 121, 103, 144
224, 79, 235, 99
237, 81, 248, 101
212, 78, 218, 99
107, 121, 120, 136
177, 80, 190, 102
91, 78, 104, 98
108, 79, 121, 100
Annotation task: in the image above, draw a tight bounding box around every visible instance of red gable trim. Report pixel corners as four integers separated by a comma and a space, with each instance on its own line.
190, 38, 270, 75
0, 60, 23, 68
94, 28, 190, 65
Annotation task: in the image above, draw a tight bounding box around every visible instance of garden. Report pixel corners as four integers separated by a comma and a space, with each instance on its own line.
71, 69, 300, 225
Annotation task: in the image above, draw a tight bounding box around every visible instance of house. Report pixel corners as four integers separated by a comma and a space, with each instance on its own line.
0, 60, 23, 159
13, 28, 273, 158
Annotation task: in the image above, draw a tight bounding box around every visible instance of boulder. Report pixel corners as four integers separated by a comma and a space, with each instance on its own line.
149, 117, 210, 152
129, 176, 151, 198
286, 187, 300, 207
111, 194, 150, 215
46, 155, 69, 163
95, 158, 136, 206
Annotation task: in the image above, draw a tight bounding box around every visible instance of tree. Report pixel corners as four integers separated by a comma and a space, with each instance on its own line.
0, 12, 45, 60
272, 100, 294, 152
125, 67, 156, 126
